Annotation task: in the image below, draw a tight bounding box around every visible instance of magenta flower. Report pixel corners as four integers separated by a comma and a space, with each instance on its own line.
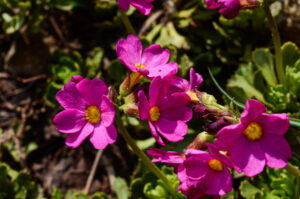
215, 99, 292, 177
184, 143, 232, 196
147, 148, 205, 199
54, 77, 117, 150
116, 35, 178, 79
118, 0, 154, 15
169, 68, 203, 101
138, 77, 192, 145
205, 0, 240, 19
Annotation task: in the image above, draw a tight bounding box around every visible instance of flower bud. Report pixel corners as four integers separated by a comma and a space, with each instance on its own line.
120, 92, 139, 117
187, 132, 214, 150
239, 0, 260, 9
119, 72, 143, 97
108, 85, 118, 104
205, 118, 232, 135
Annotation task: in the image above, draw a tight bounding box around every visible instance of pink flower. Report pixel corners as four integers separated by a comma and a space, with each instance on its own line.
215, 99, 292, 177
205, 0, 240, 19
147, 148, 205, 199
169, 68, 203, 101
54, 77, 117, 150
138, 77, 192, 145
184, 143, 232, 196
116, 35, 178, 79
118, 0, 154, 15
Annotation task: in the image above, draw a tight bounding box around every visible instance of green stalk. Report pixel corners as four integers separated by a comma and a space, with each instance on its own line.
119, 9, 136, 35
114, 109, 179, 198
263, 1, 285, 86
285, 163, 300, 180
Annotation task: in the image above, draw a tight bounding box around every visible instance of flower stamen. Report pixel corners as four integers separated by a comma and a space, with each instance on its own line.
208, 159, 223, 172
149, 106, 160, 122
85, 106, 101, 124
244, 122, 263, 141
135, 63, 147, 69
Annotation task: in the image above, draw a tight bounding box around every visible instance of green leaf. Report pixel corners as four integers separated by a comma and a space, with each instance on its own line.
282, 42, 300, 69
252, 48, 277, 86
239, 180, 263, 199
85, 47, 104, 78
179, 54, 193, 77
51, 188, 64, 199
113, 177, 129, 199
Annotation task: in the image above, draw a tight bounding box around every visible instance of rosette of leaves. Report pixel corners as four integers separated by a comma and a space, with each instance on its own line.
45, 47, 104, 106
227, 42, 300, 114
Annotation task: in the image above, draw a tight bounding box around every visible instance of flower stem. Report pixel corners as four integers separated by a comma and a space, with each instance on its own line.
263, 1, 285, 86
114, 109, 179, 198
285, 162, 300, 180
119, 9, 136, 35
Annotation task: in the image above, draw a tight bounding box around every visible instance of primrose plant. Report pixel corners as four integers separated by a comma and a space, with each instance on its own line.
53, 0, 300, 198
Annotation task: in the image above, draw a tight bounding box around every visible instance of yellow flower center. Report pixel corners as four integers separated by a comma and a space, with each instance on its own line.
208, 159, 223, 172
85, 106, 101, 124
186, 90, 199, 102
243, 122, 263, 141
149, 106, 160, 122
135, 63, 147, 69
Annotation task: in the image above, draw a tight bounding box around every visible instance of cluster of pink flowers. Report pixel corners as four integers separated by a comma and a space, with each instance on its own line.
54, 35, 292, 199
148, 99, 292, 198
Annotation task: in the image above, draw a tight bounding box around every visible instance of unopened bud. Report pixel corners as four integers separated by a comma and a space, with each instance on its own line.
120, 92, 139, 117
240, 0, 260, 9
187, 132, 214, 150
205, 118, 232, 135
120, 72, 143, 96
108, 85, 118, 104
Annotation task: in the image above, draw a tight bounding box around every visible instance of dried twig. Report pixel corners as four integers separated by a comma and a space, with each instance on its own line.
17, 74, 48, 83
139, 10, 164, 36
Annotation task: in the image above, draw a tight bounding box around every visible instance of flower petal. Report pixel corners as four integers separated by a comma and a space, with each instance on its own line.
148, 62, 178, 79
168, 76, 190, 94
66, 122, 94, 148
260, 134, 292, 168
148, 121, 165, 145
54, 109, 86, 133
76, 78, 108, 106
118, 0, 130, 10
147, 148, 185, 164
142, 44, 169, 67
231, 137, 265, 177
241, 99, 266, 125
56, 82, 86, 110
258, 113, 289, 135
215, 123, 244, 151
116, 35, 142, 71
218, 0, 240, 19
160, 93, 192, 122
184, 151, 210, 180
155, 118, 187, 142
202, 169, 232, 195
149, 77, 170, 106
137, 90, 150, 120
205, 0, 220, 9
189, 68, 203, 91
99, 95, 115, 127
130, 0, 153, 15
90, 124, 117, 150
